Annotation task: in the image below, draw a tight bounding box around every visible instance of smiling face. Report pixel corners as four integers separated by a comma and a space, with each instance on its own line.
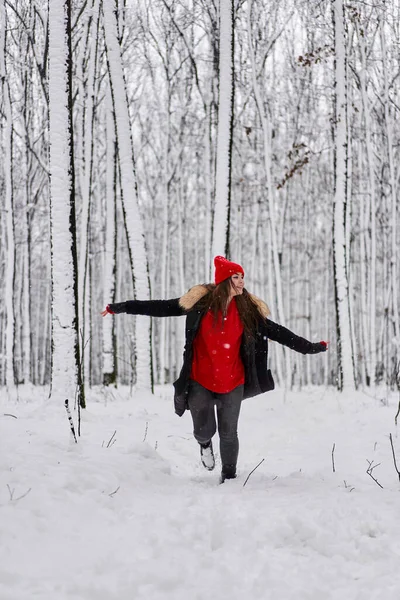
230, 272, 245, 296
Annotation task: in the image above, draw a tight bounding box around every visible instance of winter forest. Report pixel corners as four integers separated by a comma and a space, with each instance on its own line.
1, 0, 399, 401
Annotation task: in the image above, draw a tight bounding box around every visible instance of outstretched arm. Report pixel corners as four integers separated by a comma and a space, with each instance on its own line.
265, 319, 327, 355
102, 298, 186, 318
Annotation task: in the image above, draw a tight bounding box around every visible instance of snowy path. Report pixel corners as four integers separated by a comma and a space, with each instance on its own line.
1, 386, 400, 600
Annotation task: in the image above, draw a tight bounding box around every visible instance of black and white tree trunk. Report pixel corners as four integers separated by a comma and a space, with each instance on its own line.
212, 0, 234, 259
0, 0, 15, 390
332, 0, 356, 391
102, 0, 152, 391
48, 0, 84, 406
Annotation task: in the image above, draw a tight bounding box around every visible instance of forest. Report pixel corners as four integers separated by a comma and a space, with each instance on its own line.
0, 0, 399, 401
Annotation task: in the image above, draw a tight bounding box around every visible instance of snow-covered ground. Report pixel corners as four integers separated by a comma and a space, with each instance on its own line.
2, 385, 400, 600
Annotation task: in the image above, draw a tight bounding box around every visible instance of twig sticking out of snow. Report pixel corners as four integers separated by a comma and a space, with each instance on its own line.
142, 421, 149, 442
394, 361, 400, 425
243, 458, 265, 488
389, 433, 400, 482
3, 413, 17, 419
332, 443, 336, 473
7, 484, 32, 502
65, 400, 77, 443
366, 459, 383, 489
343, 480, 355, 492
106, 430, 117, 448
109, 486, 120, 497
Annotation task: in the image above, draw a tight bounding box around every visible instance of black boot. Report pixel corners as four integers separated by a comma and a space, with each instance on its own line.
220, 464, 237, 484
200, 440, 215, 471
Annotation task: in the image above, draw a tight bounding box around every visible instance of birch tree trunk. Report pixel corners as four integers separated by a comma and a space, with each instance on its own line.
332, 0, 356, 391
356, 19, 376, 390
247, 0, 291, 386
212, 0, 234, 259
0, 0, 15, 390
102, 0, 152, 391
380, 25, 399, 356
78, 0, 100, 385
102, 87, 117, 385
48, 0, 84, 407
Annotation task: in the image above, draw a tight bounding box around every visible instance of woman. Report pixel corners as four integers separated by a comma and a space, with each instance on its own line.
102, 256, 327, 483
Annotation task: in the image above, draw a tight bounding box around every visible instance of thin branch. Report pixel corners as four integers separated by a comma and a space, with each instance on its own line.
142, 421, 149, 442
3, 413, 17, 419
366, 460, 383, 489
332, 443, 336, 473
343, 480, 355, 492
109, 486, 120, 497
395, 399, 400, 426
243, 458, 265, 488
389, 434, 400, 482
159, 0, 205, 107
106, 430, 117, 448
7, 484, 32, 502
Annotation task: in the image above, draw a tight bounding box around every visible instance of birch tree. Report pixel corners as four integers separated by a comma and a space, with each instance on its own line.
0, 0, 16, 390
212, 0, 234, 259
48, 0, 84, 406
332, 0, 356, 390
102, 87, 117, 385
102, 0, 152, 391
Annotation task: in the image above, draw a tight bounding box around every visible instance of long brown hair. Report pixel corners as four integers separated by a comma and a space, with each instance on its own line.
195, 280, 261, 337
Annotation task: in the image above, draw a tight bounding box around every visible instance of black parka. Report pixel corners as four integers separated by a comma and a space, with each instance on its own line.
109, 286, 326, 417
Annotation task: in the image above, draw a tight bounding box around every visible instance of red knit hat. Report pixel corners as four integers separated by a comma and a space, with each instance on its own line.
214, 256, 244, 285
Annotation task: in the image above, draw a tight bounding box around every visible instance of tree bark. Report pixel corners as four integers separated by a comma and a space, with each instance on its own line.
332, 0, 356, 391
48, 0, 84, 407
212, 0, 234, 259
0, 0, 16, 390
102, 0, 152, 391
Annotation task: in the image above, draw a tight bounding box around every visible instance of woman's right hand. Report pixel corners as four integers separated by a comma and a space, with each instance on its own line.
101, 304, 115, 317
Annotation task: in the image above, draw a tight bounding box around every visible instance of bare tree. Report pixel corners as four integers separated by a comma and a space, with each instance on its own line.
212, 0, 234, 259
332, 0, 356, 390
0, 0, 16, 390
48, 0, 84, 407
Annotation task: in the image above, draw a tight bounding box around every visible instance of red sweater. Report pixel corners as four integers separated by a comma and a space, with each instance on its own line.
190, 299, 245, 393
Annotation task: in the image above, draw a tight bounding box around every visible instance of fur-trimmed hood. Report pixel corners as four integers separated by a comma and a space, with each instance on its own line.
178, 284, 270, 319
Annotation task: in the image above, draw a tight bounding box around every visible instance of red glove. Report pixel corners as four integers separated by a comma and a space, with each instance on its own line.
106, 304, 115, 315
319, 341, 328, 349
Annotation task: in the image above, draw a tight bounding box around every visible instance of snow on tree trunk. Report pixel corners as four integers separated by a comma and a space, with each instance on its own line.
212, 0, 234, 259
356, 18, 377, 390
247, 0, 291, 387
0, 0, 15, 390
204, 98, 213, 280
78, 0, 100, 385
48, 0, 84, 406
332, 0, 356, 391
380, 25, 399, 357
102, 0, 152, 391
102, 87, 117, 385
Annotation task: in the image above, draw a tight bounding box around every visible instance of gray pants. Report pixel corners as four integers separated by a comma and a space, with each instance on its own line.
188, 380, 244, 468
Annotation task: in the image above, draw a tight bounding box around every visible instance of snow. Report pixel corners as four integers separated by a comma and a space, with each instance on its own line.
2, 385, 400, 599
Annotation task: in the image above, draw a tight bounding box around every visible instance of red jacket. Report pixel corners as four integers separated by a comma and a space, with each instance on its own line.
190, 299, 245, 393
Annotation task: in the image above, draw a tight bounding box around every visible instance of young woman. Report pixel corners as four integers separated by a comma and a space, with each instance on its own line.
102, 256, 327, 483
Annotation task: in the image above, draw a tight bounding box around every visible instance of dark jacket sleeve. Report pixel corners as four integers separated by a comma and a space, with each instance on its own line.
265, 319, 326, 355
108, 298, 186, 318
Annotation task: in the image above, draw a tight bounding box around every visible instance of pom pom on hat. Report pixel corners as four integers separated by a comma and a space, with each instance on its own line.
214, 256, 244, 285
